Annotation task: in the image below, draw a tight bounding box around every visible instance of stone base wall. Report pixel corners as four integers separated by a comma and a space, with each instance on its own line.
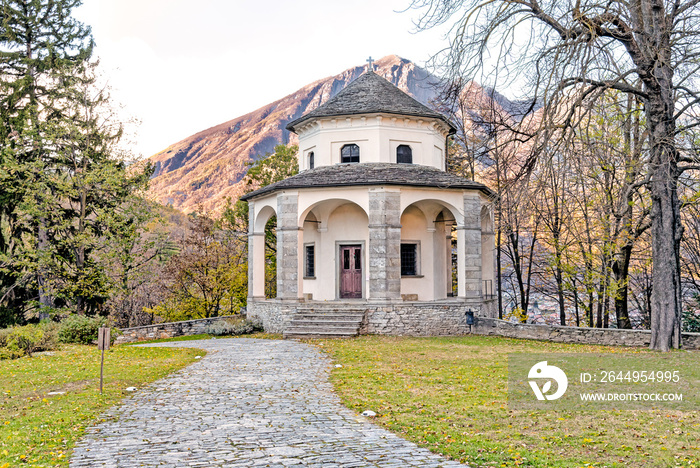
481, 298, 498, 318
115, 315, 239, 344
248, 299, 700, 349
363, 301, 480, 335
472, 317, 700, 350
249, 299, 482, 336
247, 300, 296, 334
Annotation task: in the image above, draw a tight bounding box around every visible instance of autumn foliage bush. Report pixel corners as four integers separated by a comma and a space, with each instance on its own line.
203, 318, 263, 336
0, 322, 59, 359
57, 315, 107, 344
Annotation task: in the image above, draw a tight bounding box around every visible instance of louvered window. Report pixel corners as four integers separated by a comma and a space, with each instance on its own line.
305, 244, 315, 278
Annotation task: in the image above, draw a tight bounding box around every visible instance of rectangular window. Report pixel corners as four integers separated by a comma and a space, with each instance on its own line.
401, 243, 418, 276
305, 244, 315, 278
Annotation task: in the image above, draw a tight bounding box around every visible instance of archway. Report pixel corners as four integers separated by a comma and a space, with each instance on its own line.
400, 201, 459, 301
300, 199, 369, 301
250, 205, 277, 299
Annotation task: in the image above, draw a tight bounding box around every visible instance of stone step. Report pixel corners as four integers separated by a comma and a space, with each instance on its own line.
283, 331, 358, 339
286, 324, 360, 333
284, 324, 360, 337
291, 314, 363, 322
290, 317, 361, 327
295, 309, 366, 315
284, 308, 364, 339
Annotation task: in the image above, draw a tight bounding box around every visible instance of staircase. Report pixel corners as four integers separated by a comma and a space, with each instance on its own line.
283, 307, 366, 339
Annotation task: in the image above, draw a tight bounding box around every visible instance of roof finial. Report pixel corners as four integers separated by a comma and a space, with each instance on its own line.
366, 56, 374, 73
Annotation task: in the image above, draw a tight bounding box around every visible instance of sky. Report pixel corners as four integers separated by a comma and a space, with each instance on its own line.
73, 0, 453, 159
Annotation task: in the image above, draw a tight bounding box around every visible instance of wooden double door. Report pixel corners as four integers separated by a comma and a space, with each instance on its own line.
339, 245, 362, 299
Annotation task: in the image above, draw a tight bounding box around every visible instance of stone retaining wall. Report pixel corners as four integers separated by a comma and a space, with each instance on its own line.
249, 299, 481, 336
363, 301, 479, 335
115, 315, 239, 344
249, 299, 700, 349
472, 317, 700, 350
247, 301, 296, 334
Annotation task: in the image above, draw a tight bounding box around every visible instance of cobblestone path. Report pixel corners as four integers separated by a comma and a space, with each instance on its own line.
70, 338, 467, 467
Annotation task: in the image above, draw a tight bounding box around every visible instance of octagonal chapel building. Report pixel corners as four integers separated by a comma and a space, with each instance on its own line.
241, 70, 497, 337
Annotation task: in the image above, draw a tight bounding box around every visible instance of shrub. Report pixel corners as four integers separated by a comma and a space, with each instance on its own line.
0, 347, 23, 360
58, 315, 107, 344
37, 321, 60, 350
6, 325, 45, 356
0, 322, 60, 360
0, 326, 11, 348
204, 318, 263, 336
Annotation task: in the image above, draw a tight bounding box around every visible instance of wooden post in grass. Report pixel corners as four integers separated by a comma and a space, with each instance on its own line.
98, 327, 110, 394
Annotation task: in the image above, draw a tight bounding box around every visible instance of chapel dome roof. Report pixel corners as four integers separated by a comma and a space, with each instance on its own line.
240, 163, 493, 201
285, 71, 457, 133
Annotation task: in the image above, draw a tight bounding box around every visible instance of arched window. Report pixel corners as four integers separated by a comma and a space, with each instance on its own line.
308, 151, 314, 169
397, 145, 412, 164
341, 144, 360, 163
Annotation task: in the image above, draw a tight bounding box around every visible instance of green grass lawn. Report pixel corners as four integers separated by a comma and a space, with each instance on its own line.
0, 343, 204, 468
318, 335, 700, 468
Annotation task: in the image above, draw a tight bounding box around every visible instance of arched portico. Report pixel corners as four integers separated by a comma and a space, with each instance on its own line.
242, 164, 497, 336
248, 202, 277, 300
248, 185, 492, 304
481, 205, 496, 298
301, 199, 369, 301
400, 202, 456, 301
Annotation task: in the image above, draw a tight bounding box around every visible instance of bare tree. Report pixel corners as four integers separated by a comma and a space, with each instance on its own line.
411, 0, 700, 350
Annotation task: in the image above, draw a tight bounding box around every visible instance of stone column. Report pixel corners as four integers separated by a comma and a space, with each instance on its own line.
276, 192, 301, 300
457, 192, 482, 299
481, 206, 496, 297
368, 188, 401, 300
248, 201, 270, 300
249, 232, 266, 299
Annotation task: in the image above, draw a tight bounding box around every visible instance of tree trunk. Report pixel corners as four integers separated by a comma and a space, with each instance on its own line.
645, 72, 683, 349
509, 232, 528, 322
613, 243, 633, 329
648, 162, 683, 350
37, 218, 51, 319
75, 190, 87, 315
497, 225, 503, 319
639, 2, 683, 350
596, 260, 608, 328
572, 278, 580, 327
556, 262, 566, 326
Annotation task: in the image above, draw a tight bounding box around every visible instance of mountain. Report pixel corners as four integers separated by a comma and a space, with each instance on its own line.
146, 55, 523, 213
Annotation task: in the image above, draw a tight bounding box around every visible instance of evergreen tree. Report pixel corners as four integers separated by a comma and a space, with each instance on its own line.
0, 1, 152, 321
0, 0, 93, 322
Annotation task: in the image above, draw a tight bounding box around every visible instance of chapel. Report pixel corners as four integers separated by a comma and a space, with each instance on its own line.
241, 65, 497, 337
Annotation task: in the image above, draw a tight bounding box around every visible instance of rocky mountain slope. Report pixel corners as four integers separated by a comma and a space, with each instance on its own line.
146, 55, 523, 213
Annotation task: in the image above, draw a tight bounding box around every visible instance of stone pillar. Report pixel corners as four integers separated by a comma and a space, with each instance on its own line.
481, 206, 496, 297
368, 189, 401, 300
248, 201, 270, 300
457, 193, 482, 299
446, 222, 454, 297
249, 232, 266, 299
276, 192, 301, 300
247, 202, 258, 299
